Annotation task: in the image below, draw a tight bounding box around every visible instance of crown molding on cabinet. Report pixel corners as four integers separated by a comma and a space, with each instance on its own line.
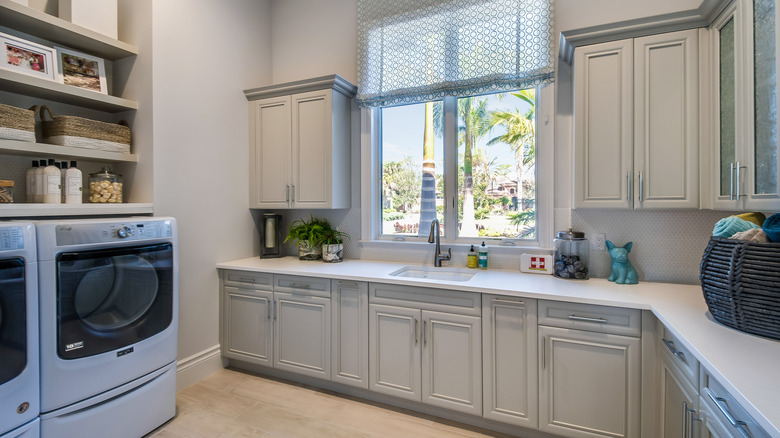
244, 74, 358, 101
559, 0, 731, 64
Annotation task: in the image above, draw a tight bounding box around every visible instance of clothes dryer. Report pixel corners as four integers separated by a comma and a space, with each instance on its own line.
0, 222, 38, 436
35, 217, 177, 438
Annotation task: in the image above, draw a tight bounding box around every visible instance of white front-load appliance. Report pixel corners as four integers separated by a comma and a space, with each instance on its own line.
0, 222, 38, 437
36, 217, 178, 438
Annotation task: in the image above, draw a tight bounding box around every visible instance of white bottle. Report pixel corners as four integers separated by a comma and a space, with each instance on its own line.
26, 160, 38, 203
60, 161, 68, 203
64, 161, 83, 204
34, 159, 46, 203
43, 159, 62, 204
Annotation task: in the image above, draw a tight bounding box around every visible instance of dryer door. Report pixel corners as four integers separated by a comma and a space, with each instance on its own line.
0, 257, 26, 385
56, 243, 173, 359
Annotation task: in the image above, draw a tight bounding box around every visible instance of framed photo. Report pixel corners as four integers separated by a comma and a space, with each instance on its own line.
1, 32, 56, 81
55, 46, 107, 94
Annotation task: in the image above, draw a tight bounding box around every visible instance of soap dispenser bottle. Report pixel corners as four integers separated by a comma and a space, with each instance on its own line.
467, 245, 477, 268
478, 242, 488, 270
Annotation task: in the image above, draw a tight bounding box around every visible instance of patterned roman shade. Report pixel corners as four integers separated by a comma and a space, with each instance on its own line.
356, 0, 555, 107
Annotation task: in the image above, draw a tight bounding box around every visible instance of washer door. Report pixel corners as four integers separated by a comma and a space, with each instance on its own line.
0, 257, 26, 384
56, 243, 173, 359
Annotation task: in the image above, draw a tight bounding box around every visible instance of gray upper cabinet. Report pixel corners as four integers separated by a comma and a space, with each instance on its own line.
245, 75, 356, 209
706, 0, 780, 210
574, 29, 700, 209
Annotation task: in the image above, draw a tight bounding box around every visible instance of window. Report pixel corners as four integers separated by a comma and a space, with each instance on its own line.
366, 85, 553, 247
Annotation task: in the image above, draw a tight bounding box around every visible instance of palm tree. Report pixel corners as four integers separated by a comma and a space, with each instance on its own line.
418, 101, 437, 235
487, 90, 536, 235
458, 97, 491, 237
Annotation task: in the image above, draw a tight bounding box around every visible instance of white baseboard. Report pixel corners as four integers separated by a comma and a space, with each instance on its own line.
175, 344, 224, 391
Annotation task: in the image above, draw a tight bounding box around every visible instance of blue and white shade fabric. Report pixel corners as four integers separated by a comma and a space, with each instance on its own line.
357, 0, 555, 107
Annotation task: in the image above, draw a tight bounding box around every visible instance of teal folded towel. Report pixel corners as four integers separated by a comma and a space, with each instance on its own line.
763, 213, 780, 242
713, 216, 759, 238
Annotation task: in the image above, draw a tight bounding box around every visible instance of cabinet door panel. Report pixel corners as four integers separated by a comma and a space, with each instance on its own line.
422, 311, 482, 415
274, 292, 331, 379
250, 97, 292, 208
292, 90, 331, 207
331, 280, 368, 388
634, 30, 699, 208
369, 304, 420, 401
539, 326, 641, 438
223, 287, 273, 366
482, 296, 538, 428
660, 360, 698, 438
574, 39, 633, 208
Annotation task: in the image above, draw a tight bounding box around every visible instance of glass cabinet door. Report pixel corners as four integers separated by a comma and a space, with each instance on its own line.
711, 0, 780, 210
750, 0, 779, 206
718, 14, 737, 201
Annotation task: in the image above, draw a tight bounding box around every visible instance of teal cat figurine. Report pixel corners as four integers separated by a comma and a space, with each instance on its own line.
606, 240, 638, 284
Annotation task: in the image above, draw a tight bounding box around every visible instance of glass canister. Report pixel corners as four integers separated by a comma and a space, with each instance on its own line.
88, 167, 123, 203
553, 228, 589, 280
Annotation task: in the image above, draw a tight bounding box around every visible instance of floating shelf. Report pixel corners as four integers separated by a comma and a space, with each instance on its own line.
0, 0, 138, 60
0, 203, 154, 218
0, 70, 138, 112
0, 139, 138, 163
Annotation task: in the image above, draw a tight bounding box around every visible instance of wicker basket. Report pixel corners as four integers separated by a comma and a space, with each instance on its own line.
39, 105, 131, 153
0, 104, 37, 142
700, 237, 780, 340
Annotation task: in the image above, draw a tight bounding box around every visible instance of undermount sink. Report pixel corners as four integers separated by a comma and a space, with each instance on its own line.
389, 266, 476, 282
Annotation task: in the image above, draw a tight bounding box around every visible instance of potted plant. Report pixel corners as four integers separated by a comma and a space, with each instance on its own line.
284, 216, 330, 260
316, 227, 349, 263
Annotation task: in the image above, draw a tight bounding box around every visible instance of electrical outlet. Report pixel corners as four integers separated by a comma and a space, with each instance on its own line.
592, 233, 606, 251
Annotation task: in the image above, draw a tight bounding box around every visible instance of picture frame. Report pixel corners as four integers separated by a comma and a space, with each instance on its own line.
55, 46, 107, 94
1, 31, 57, 81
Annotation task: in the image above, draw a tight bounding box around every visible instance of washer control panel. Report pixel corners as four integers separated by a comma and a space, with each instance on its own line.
0, 226, 24, 250
55, 219, 173, 246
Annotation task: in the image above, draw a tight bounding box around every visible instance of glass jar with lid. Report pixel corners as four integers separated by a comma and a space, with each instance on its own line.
88, 168, 123, 203
553, 228, 589, 280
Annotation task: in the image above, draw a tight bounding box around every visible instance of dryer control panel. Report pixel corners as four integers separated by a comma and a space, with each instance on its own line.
55, 220, 173, 246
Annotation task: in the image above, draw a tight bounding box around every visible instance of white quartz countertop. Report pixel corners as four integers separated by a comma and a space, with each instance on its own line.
217, 257, 780, 435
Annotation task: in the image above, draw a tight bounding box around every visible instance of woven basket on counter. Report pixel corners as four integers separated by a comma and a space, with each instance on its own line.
39, 105, 131, 154
0, 103, 37, 142
700, 237, 780, 340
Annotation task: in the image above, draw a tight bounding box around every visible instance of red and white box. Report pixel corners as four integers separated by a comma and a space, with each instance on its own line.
520, 253, 553, 274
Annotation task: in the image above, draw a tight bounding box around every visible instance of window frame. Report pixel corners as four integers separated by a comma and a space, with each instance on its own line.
360, 83, 555, 251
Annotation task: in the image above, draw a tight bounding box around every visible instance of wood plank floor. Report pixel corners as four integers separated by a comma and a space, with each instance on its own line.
147, 368, 519, 438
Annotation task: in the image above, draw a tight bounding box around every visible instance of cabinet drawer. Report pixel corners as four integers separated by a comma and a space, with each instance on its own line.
659, 326, 699, 388
275, 274, 331, 298
369, 283, 481, 316
222, 270, 274, 290
538, 300, 641, 337
700, 368, 771, 438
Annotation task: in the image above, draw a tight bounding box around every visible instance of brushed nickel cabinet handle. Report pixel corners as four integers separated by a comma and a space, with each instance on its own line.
627, 171, 632, 203
567, 314, 608, 323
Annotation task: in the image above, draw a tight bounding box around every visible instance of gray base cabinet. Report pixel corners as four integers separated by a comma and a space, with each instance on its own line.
274, 291, 331, 379
482, 295, 538, 428
224, 287, 273, 366
368, 284, 483, 416
538, 301, 642, 438
331, 280, 369, 389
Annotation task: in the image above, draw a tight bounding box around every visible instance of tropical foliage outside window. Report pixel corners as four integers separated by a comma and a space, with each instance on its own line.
381, 89, 536, 241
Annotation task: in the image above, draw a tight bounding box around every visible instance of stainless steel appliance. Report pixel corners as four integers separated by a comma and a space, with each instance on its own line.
35, 217, 178, 438
0, 222, 38, 438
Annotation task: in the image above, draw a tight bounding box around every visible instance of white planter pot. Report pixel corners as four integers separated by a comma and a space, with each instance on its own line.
322, 244, 343, 263
297, 241, 322, 260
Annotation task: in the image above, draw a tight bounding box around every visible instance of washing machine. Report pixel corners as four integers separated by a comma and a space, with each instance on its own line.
0, 222, 38, 437
35, 217, 178, 438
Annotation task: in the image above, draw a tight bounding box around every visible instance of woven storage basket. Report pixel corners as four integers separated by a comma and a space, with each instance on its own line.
0, 104, 37, 142
39, 105, 130, 153
700, 236, 780, 340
